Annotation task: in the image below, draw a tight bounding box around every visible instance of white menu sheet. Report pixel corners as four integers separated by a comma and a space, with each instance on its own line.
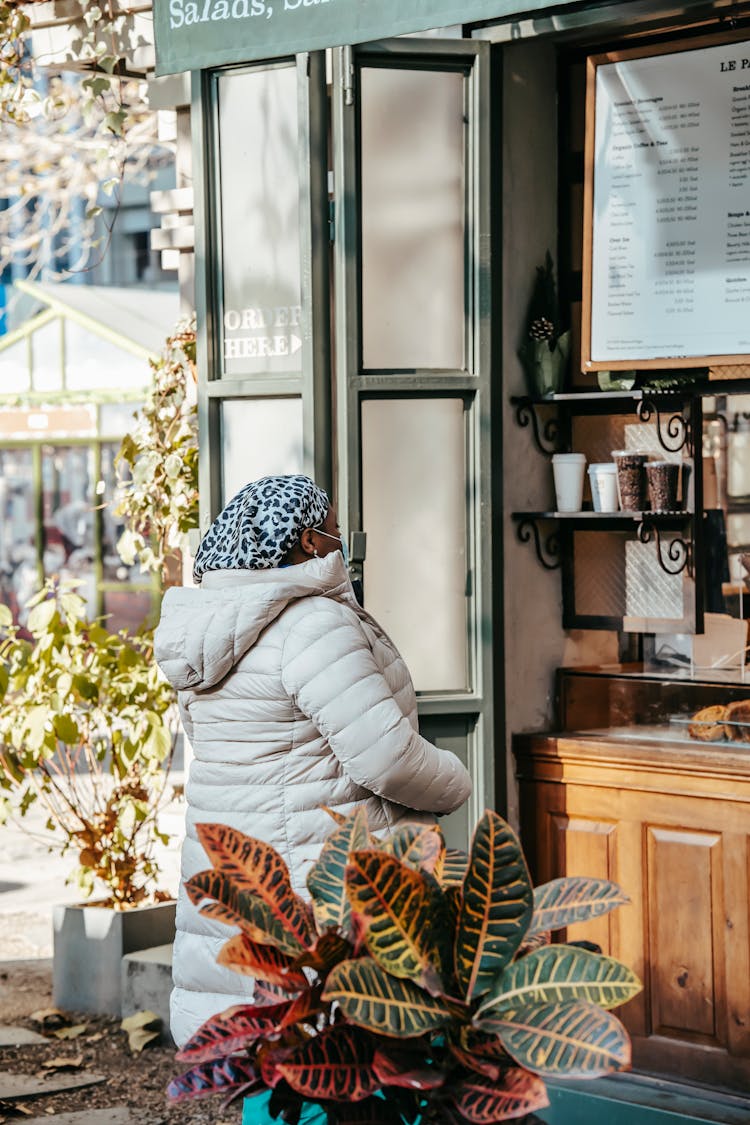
590, 38, 750, 365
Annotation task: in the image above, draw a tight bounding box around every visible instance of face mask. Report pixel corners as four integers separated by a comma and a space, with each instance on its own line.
315, 528, 349, 569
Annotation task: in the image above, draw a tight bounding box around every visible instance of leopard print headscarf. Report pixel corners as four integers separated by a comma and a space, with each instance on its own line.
193, 474, 330, 582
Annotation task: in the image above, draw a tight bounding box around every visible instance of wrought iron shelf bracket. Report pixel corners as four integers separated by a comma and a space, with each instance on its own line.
637, 519, 693, 577
512, 398, 560, 456
514, 516, 561, 570
634, 397, 692, 454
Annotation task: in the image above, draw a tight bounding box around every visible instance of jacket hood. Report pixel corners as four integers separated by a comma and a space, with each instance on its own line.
155, 552, 356, 691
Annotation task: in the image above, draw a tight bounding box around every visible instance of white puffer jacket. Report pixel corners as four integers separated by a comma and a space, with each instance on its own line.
154, 552, 472, 1046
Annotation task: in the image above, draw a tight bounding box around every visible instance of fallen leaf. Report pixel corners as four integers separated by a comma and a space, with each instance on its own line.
128, 1026, 161, 1053
42, 1055, 84, 1071
86, 1032, 105, 1042
30, 1008, 69, 1028
120, 1009, 161, 1053
120, 1010, 160, 1032
51, 1024, 88, 1040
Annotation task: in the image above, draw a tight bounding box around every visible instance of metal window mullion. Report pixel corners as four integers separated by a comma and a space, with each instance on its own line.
205, 376, 305, 398
93, 442, 104, 619
193, 69, 223, 534
33, 444, 43, 585
298, 51, 333, 497
332, 46, 362, 548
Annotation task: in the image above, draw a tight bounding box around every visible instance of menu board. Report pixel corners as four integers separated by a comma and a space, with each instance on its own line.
583, 35, 750, 370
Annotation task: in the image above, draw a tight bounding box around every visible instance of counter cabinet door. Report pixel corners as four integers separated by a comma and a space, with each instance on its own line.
520, 771, 750, 1088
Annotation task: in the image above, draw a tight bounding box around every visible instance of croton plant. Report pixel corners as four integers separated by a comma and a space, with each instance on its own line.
168, 809, 641, 1123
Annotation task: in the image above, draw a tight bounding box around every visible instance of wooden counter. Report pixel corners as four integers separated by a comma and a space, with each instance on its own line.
515, 731, 750, 1091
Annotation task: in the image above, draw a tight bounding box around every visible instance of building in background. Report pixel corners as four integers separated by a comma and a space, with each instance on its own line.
0, 279, 179, 631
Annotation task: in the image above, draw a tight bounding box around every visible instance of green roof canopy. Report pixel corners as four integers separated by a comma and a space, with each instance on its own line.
153, 0, 582, 76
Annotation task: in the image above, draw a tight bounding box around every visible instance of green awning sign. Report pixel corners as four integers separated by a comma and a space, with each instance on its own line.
153, 0, 577, 75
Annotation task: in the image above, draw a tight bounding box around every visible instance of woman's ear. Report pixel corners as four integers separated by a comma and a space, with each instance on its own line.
298, 528, 317, 557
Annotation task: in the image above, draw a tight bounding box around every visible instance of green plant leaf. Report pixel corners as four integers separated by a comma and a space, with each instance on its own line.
323, 957, 451, 1039
345, 849, 444, 992
26, 598, 56, 636
479, 945, 642, 1016
529, 877, 630, 936
277, 1026, 378, 1103
307, 807, 369, 939
455, 811, 534, 1000
53, 713, 79, 746
217, 933, 307, 990
436, 848, 469, 887
196, 823, 312, 952
451, 1069, 549, 1123
0, 605, 13, 628
476, 999, 631, 1078
381, 823, 444, 875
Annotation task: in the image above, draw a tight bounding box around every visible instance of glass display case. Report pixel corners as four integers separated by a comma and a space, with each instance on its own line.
557, 664, 750, 746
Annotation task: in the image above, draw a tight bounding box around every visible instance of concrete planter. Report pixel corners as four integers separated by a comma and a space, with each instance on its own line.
53, 899, 175, 1017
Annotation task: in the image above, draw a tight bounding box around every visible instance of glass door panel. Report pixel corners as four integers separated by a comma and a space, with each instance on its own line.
217, 63, 302, 379
221, 398, 304, 504
361, 396, 469, 692
360, 66, 466, 372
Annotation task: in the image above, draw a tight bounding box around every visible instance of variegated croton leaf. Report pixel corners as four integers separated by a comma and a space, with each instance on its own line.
196, 822, 313, 952
307, 807, 369, 939
345, 849, 446, 993
277, 1025, 379, 1102
455, 811, 534, 1001
529, 876, 630, 936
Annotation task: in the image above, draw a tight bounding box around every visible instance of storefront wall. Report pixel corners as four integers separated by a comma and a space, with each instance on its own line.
186, 0, 744, 827
159, 0, 750, 1096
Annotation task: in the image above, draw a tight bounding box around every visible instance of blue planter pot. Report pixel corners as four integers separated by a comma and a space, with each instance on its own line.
243, 1092, 328, 1125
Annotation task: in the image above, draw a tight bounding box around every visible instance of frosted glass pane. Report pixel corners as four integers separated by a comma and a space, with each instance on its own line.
361, 398, 468, 692
0, 340, 30, 393
31, 320, 63, 391
221, 398, 303, 504
64, 322, 142, 392
218, 66, 302, 378
360, 67, 465, 371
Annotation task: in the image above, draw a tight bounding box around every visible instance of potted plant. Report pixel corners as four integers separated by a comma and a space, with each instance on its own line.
519, 252, 571, 399
168, 809, 640, 1123
0, 580, 178, 1015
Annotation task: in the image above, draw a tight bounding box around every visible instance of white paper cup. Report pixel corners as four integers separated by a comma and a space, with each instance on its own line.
588, 462, 619, 513
552, 453, 586, 513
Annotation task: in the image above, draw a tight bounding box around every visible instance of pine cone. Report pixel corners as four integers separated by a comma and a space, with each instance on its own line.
529, 317, 555, 341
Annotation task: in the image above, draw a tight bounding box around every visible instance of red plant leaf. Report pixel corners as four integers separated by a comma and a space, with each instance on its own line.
254, 980, 290, 1005
196, 823, 313, 951
279, 986, 325, 1030
372, 1049, 444, 1090
167, 1057, 259, 1103
451, 1069, 549, 1123
277, 1026, 379, 1103
184, 870, 269, 943
448, 1042, 501, 1081
259, 1043, 296, 1088
175, 991, 320, 1066
292, 930, 352, 975
175, 1006, 279, 1066
217, 933, 307, 990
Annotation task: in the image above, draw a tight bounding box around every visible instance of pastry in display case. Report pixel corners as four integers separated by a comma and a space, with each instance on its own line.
557, 664, 750, 746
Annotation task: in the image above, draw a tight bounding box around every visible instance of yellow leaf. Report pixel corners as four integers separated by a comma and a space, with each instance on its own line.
51, 1023, 88, 1040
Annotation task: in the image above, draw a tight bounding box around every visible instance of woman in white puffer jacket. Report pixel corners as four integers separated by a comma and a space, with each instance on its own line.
155, 474, 472, 1047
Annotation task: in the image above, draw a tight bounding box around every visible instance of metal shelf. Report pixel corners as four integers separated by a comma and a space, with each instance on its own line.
512, 511, 693, 576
